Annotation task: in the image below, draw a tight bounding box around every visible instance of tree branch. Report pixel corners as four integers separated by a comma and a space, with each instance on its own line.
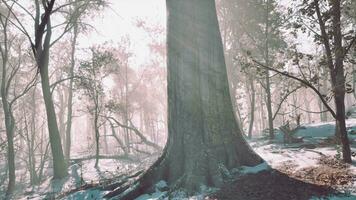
251, 58, 337, 118
50, 75, 83, 94
272, 86, 302, 120
344, 36, 356, 57
103, 115, 161, 151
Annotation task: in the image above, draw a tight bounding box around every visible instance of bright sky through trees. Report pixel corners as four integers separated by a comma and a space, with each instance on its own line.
77, 0, 166, 67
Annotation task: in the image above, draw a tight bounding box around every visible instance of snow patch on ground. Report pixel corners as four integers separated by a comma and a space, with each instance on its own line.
273, 119, 356, 143
136, 191, 168, 200
253, 119, 356, 170
16, 158, 140, 200
62, 189, 108, 200
135, 182, 218, 200
135, 162, 270, 200
250, 120, 356, 199
238, 162, 271, 174
311, 195, 356, 200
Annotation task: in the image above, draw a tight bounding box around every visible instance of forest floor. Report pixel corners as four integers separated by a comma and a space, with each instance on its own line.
209, 142, 356, 200
209, 120, 356, 200
4, 120, 356, 200
136, 120, 356, 200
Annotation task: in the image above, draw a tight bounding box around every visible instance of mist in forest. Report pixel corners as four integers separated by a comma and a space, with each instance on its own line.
0, 0, 355, 199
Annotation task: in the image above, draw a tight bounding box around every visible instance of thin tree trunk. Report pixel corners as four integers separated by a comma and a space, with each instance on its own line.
305, 94, 312, 123
94, 106, 100, 168
109, 120, 128, 155
352, 65, 356, 100
264, 0, 274, 139
30, 89, 39, 184
124, 61, 131, 153
260, 85, 266, 131
0, 19, 15, 197
248, 77, 256, 138
103, 123, 109, 154
65, 21, 78, 163
1, 102, 15, 197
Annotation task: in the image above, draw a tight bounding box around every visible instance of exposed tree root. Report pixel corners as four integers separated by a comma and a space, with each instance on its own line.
103, 145, 262, 199
103, 147, 168, 199
56, 170, 144, 199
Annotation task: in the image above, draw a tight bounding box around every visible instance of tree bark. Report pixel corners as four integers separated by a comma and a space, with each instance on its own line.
264, 0, 274, 139
105, 0, 263, 198
331, 0, 351, 163
26, 93, 40, 185
37, 18, 67, 178
0, 16, 15, 197
94, 107, 100, 168
165, 0, 263, 184
58, 88, 66, 147
1, 92, 15, 198
260, 84, 266, 132
313, 0, 351, 163
65, 21, 78, 163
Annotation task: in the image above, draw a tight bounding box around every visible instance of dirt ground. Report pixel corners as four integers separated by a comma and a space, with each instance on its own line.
209, 156, 355, 200
208, 170, 335, 200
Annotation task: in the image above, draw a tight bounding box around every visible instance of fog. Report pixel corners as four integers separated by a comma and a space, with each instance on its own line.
0, 0, 355, 199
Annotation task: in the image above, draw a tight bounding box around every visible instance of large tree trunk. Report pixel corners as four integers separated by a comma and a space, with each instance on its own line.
39, 62, 68, 178
38, 19, 67, 178
165, 0, 262, 184
331, 0, 351, 163
313, 0, 351, 163
105, 0, 262, 198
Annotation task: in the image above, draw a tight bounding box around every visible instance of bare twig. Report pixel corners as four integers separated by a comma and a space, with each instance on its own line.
251, 58, 336, 118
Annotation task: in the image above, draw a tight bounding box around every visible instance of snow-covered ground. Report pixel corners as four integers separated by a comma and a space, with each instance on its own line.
250, 119, 356, 200
135, 119, 356, 200
273, 119, 356, 143
252, 142, 356, 197
4, 120, 356, 199
14, 158, 146, 200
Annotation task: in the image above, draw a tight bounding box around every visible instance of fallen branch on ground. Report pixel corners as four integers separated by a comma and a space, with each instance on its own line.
70, 154, 137, 164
